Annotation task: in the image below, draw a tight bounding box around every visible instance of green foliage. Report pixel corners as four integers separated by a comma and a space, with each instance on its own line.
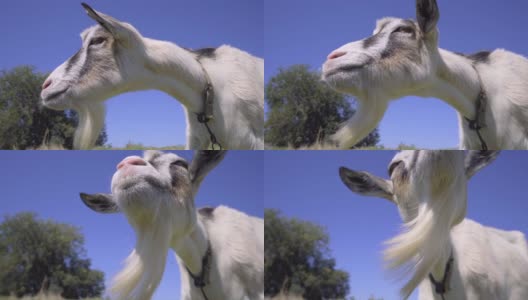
265, 65, 379, 148
0, 213, 104, 299
0, 66, 107, 149
265, 209, 350, 299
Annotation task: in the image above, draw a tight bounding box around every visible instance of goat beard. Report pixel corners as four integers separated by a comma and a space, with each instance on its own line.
330, 97, 388, 149
384, 186, 464, 299
110, 220, 171, 300
111, 198, 191, 300
73, 102, 106, 150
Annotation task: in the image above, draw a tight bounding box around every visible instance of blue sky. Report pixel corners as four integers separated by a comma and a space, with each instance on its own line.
0, 0, 263, 147
0, 150, 263, 300
264, 0, 528, 149
264, 151, 528, 300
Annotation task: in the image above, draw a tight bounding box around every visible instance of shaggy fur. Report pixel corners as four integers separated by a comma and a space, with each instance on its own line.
339, 150, 528, 299
323, 0, 528, 149
41, 4, 264, 150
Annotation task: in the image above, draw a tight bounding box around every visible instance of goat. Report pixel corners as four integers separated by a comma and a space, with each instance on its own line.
40, 3, 264, 150
80, 150, 264, 300
339, 150, 528, 299
322, 0, 528, 149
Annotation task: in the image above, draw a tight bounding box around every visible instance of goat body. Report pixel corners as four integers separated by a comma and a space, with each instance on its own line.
80, 150, 264, 300
339, 150, 528, 299
178, 206, 264, 300
419, 219, 528, 300
41, 3, 263, 150
323, 0, 528, 149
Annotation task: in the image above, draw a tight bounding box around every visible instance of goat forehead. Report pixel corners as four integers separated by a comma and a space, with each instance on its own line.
80, 25, 109, 42
143, 150, 183, 164
373, 17, 416, 34
391, 151, 417, 165
392, 151, 467, 173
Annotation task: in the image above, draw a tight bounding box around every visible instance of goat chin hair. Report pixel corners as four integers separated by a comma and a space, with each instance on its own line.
331, 98, 388, 148
384, 185, 462, 299
111, 208, 175, 300
74, 102, 106, 150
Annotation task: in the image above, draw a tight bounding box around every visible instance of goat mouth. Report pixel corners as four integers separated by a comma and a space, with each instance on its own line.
42, 87, 69, 104
325, 64, 368, 78
118, 175, 167, 192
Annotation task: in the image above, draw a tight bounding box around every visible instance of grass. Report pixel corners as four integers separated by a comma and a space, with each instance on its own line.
94, 142, 185, 150
17, 142, 185, 150
266, 293, 304, 300
0, 295, 102, 300
266, 142, 419, 150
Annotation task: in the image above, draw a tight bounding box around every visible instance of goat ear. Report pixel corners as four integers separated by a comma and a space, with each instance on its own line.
80, 192, 120, 213
465, 150, 500, 179
81, 3, 135, 43
189, 150, 227, 191
416, 0, 440, 35
339, 167, 395, 202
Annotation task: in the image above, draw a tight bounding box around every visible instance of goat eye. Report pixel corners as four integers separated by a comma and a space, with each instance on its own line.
393, 26, 414, 35
89, 37, 106, 46
388, 161, 403, 177
170, 160, 188, 170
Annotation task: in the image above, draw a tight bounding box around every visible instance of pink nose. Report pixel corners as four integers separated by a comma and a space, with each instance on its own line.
42, 78, 52, 90
327, 51, 347, 60
117, 157, 147, 170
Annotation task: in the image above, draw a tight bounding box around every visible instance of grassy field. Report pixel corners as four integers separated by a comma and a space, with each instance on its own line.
266, 294, 304, 300
266, 142, 419, 150
93, 142, 185, 150
0, 296, 102, 300
22, 142, 185, 150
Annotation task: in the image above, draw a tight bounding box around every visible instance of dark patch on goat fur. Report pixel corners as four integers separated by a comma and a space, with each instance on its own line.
66, 49, 82, 73
380, 34, 421, 62
78, 43, 118, 81
198, 206, 216, 218
186, 47, 217, 60
455, 51, 493, 64
363, 34, 382, 49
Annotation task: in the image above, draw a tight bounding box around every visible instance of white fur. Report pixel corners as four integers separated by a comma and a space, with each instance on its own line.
323, 2, 528, 149
41, 5, 263, 150
177, 206, 264, 300
81, 151, 263, 300
340, 151, 528, 299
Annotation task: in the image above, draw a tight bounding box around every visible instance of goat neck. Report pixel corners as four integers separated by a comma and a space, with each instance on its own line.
142, 38, 209, 114
172, 212, 210, 277
420, 49, 482, 121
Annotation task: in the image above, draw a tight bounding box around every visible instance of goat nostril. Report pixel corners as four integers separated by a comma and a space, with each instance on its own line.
42, 79, 52, 90
117, 157, 147, 170
328, 51, 347, 60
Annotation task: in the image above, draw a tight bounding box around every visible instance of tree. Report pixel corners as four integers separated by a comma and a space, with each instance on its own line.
0, 66, 107, 149
265, 209, 350, 299
0, 212, 104, 298
265, 65, 380, 148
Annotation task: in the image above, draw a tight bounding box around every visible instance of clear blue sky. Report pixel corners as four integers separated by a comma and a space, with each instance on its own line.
0, 0, 263, 147
264, 151, 528, 300
0, 150, 263, 300
264, 0, 528, 149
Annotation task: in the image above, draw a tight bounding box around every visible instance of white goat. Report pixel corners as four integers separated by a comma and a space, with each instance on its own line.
323, 0, 528, 149
41, 3, 264, 150
339, 150, 528, 299
80, 150, 264, 300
